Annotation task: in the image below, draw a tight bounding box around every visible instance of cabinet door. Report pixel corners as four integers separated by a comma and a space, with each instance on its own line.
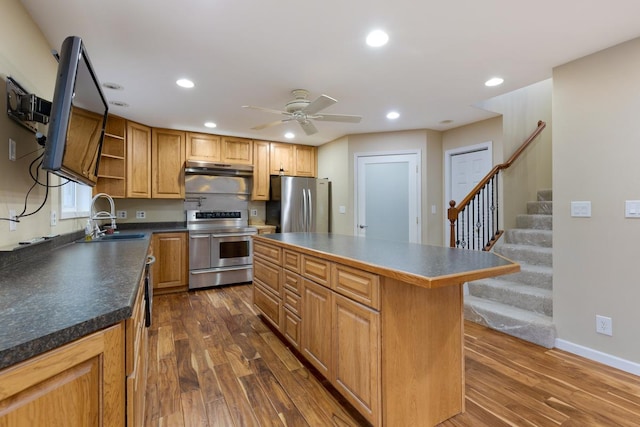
332, 293, 380, 425
301, 278, 332, 377
269, 142, 293, 175
252, 140, 270, 201
126, 121, 152, 198
294, 145, 317, 177
0, 324, 124, 426
152, 232, 188, 290
186, 132, 222, 162
152, 128, 185, 198
222, 137, 253, 165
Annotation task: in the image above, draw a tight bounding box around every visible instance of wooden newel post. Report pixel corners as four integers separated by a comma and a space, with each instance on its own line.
448, 200, 457, 248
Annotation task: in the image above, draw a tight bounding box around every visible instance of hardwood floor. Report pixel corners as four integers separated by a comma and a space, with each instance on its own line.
144, 285, 640, 426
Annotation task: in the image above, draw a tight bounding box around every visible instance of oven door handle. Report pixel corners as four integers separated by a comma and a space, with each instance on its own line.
211, 233, 254, 238
191, 265, 251, 274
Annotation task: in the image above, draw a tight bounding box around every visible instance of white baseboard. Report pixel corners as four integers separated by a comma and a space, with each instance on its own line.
555, 339, 640, 376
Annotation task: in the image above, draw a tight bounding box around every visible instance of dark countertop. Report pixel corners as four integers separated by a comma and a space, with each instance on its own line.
0, 231, 152, 370
255, 233, 519, 289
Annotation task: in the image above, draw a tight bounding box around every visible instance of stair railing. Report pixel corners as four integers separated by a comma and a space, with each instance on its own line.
447, 120, 547, 251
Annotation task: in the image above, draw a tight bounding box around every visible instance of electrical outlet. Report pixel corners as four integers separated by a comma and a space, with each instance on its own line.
596, 315, 613, 336
50, 210, 57, 226
9, 138, 16, 161
136, 211, 146, 219
250, 209, 258, 217
9, 209, 17, 231
117, 210, 127, 219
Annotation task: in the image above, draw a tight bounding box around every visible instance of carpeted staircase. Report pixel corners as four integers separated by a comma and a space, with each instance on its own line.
464, 189, 556, 348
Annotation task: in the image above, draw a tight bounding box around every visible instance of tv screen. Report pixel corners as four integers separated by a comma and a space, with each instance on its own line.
42, 36, 108, 186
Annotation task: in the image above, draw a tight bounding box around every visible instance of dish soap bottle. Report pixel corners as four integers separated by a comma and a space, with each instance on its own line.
85, 219, 93, 240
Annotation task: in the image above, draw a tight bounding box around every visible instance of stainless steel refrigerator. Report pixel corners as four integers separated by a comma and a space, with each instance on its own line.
266, 176, 330, 233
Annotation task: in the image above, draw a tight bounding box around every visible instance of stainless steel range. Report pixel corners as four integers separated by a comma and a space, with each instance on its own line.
184, 162, 257, 290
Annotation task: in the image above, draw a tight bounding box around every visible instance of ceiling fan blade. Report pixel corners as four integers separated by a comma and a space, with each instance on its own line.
312, 113, 362, 123
252, 118, 292, 130
242, 105, 291, 116
302, 94, 337, 115
299, 120, 318, 135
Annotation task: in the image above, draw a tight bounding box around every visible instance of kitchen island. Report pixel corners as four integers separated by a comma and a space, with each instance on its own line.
252, 233, 519, 427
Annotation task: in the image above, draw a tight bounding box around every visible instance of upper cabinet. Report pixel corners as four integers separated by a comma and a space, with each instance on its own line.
152, 129, 185, 199
186, 133, 221, 162
293, 145, 317, 177
95, 115, 126, 198
126, 121, 152, 198
269, 142, 316, 177
186, 133, 253, 165
252, 140, 270, 201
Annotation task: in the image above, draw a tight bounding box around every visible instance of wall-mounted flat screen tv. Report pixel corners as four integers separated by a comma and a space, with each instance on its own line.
42, 36, 108, 186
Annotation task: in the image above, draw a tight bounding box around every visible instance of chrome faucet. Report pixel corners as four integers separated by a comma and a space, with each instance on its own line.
89, 193, 117, 238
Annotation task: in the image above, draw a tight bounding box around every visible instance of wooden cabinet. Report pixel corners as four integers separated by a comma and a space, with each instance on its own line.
294, 144, 317, 177
252, 240, 380, 425
0, 324, 124, 426
126, 121, 152, 198
125, 273, 148, 427
301, 278, 332, 377
96, 114, 127, 198
252, 140, 270, 200
152, 232, 188, 293
152, 128, 185, 198
269, 142, 294, 175
186, 133, 253, 165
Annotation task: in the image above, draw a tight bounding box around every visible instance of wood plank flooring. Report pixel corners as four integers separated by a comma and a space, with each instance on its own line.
144, 285, 640, 426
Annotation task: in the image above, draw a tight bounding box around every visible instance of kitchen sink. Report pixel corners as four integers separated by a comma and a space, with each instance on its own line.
79, 233, 147, 242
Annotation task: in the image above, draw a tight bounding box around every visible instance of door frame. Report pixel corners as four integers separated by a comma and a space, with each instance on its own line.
353, 150, 422, 243
443, 141, 492, 244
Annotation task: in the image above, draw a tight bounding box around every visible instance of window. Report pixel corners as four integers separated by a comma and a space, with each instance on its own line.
60, 180, 92, 219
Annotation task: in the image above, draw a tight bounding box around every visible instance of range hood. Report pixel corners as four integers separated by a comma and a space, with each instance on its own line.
185, 160, 253, 176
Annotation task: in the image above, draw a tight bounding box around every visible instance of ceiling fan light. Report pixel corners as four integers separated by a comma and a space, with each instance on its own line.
176, 78, 195, 88
366, 30, 389, 47
284, 132, 295, 139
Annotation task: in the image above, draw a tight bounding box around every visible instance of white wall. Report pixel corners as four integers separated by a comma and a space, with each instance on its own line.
553, 37, 640, 364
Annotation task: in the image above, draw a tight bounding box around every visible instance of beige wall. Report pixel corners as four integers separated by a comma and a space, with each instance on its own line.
476, 79, 553, 229
553, 37, 640, 363
317, 136, 350, 235
0, 0, 81, 247
441, 117, 503, 242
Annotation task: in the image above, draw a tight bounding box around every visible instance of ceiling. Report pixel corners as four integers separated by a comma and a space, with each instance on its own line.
19, 0, 640, 146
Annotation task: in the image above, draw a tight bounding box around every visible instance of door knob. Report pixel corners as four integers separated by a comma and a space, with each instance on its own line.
359, 224, 368, 229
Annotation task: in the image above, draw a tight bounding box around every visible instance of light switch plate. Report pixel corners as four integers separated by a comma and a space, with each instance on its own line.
571, 201, 591, 217
625, 200, 640, 218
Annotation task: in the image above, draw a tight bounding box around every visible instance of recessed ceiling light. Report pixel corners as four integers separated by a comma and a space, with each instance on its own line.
440, 119, 453, 124
102, 82, 123, 90
109, 101, 129, 107
485, 77, 504, 87
386, 111, 400, 120
204, 122, 216, 128
284, 132, 295, 139
176, 78, 195, 88
366, 30, 389, 47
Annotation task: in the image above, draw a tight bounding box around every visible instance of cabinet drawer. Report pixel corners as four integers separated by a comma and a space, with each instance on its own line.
283, 288, 301, 316
253, 281, 282, 329
283, 269, 302, 295
283, 249, 301, 273
254, 257, 282, 296
283, 307, 301, 349
254, 240, 282, 265
332, 264, 380, 310
301, 255, 331, 287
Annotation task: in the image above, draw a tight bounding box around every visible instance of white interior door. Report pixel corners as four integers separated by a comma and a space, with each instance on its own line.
355, 152, 420, 243
445, 143, 493, 246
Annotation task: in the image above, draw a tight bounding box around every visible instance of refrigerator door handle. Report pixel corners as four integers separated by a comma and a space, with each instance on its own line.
307, 186, 313, 232
302, 188, 308, 231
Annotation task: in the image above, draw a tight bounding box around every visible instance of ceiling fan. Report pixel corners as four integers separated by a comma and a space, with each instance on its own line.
242, 89, 362, 135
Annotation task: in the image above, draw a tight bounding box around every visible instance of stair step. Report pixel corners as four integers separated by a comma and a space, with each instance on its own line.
467, 278, 552, 316
516, 214, 552, 230
464, 295, 556, 348
499, 263, 553, 290
494, 244, 553, 267
537, 189, 553, 202
504, 228, 552, 247
527, 201, 553, 215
